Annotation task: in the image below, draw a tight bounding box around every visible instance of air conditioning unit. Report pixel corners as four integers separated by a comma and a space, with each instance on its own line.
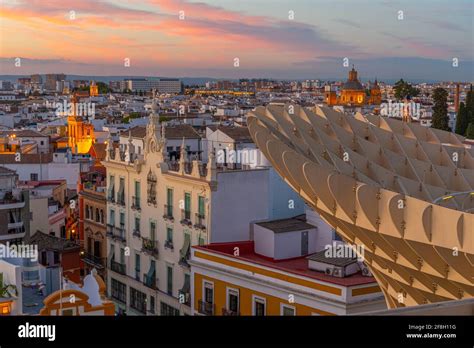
332, 268, 342, 277
325, 267, 333, 276
362, 268, 372, 277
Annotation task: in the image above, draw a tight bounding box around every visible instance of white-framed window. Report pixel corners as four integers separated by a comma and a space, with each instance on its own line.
203, 281, 214, 304
280, 303, 296, 316
226, 287, 239, 314
252, 295, 266, 316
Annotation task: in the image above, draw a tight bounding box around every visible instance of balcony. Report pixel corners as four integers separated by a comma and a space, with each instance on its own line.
179, 255, 190, 268
106, 224, 114, 237
116, 192, 125, 206
81, 252, 105, 269
110, 260, 126, 275
132, 229, 141, 238
163, 204, 174, 221
194, 213, 206, 231
131, 196, 141, 211
198, 300, 214, 315
143, 274, 158, 290
222, 308, 240, 316
106, 224, 126, 243
106, 192, 115, 203
141, 237, 159, 257
164, 239, 174, 250
180, 210, 192, 227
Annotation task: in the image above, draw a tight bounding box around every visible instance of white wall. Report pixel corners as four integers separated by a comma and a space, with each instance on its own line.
210, 169, 269, 243
253, 224, 275, 258
305, 208, 335, 251
275, 229, 318, 260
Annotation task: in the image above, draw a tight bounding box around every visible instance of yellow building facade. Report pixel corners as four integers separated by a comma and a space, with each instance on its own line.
191, 243, 385, 316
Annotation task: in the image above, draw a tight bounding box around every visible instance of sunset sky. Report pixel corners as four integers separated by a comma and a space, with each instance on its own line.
0, 0, 472, 80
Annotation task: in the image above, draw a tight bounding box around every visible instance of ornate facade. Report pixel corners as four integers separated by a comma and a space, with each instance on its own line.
325, 66, 381, 106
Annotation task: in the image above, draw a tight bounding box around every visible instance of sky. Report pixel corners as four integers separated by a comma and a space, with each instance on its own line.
0, 0, 473, 81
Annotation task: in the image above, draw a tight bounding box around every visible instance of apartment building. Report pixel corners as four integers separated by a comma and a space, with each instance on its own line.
102, 98, 304, 315
0, 166, 30, 244
78, 169, 107, 279
191, 213, 386, 316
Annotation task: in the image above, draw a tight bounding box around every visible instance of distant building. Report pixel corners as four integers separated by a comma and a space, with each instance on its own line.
125, 78, 182, 94
45, 74, 66, 91
325, 66, 381, 106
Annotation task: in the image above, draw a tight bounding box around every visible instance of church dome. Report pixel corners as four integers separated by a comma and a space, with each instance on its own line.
342, 80, 364, 90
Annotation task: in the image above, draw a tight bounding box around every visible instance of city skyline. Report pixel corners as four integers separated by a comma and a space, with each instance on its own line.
1, 0, 473, 80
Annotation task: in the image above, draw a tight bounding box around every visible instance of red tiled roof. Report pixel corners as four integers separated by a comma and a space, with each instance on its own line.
194, 241, 376, 287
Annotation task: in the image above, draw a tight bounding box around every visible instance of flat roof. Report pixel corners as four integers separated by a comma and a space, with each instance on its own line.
194, 241, 376, 287
256, 216, 314, 233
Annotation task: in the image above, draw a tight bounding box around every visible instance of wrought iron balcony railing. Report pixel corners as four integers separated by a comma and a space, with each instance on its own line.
110, 260, 126, 275
131, 196, 141, 211
163, 204, 174, 221
198, 300, 214, 315
180, 209, 192, 226
194, 213, 206, 230
141, 237, 159, 257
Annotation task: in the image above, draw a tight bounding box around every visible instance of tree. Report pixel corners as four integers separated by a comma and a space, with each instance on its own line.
431, 87, 450, 131
96, 81, 110, 94
466, 123, 474, 139
394, 79, 420, 100
455, 102, 469, 135
465, 85, 474, 127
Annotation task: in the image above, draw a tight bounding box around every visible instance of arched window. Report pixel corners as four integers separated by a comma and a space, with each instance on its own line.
96, 208, 100, 222
100, 209, 104, 224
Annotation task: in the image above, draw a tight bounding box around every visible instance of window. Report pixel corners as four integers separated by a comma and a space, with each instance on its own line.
150, 221, 156, 241
204, 282, 214, 304
281, 304, 296, 316
184, 192, 191, 219
167, 266, 173, 295
135, 253, 140, 280
160, 302, 180, 316
134, 180, 140, 209
147, 171, 157, 204
111, 278, 126, 303
134, 217, 140, 233
150, 296, 155, 314
85, 205, 89, 219
166, 188, 173, 216
30, 173, 38, 181
198, 196, 205, 218
130, 287, 147, 314
109, 210, 115, 226
166, 227, 173, 243
253, 296, 266, 316
100, 210, 104, 224
119, 212, 125, 227
227, 288, 239, 313
95, 208, 100, 222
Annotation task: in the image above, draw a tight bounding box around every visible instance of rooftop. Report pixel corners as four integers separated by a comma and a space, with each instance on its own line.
256, 216, 314, 233
195, 241, 376, 287
29, 232, 80, 252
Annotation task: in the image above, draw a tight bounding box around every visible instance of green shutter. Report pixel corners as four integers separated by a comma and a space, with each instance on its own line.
198, 196, 205, 216
167, 188, 173, 206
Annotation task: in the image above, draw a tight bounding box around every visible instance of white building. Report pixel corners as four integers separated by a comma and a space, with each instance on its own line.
102, 98, 304, 316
